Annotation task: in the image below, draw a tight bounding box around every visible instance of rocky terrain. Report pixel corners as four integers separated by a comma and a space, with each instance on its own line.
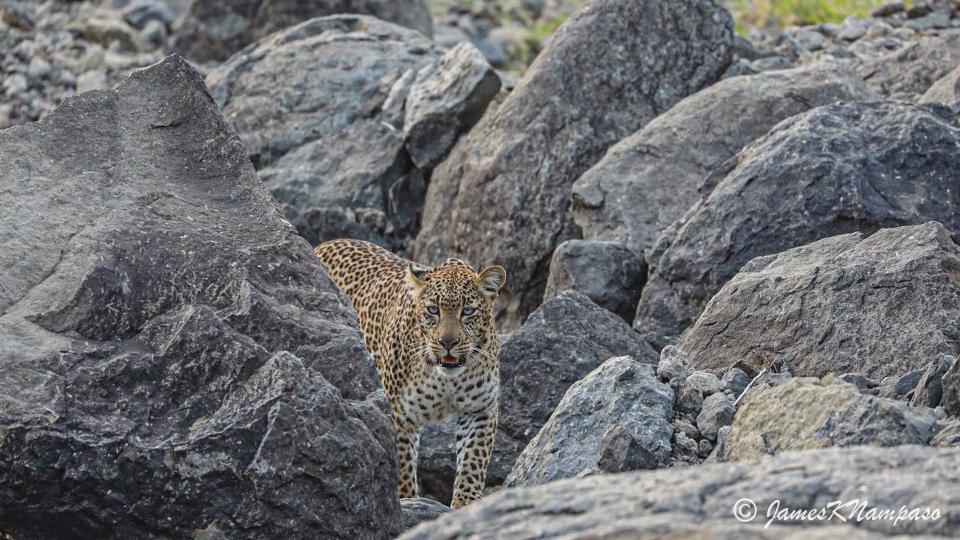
3, 0, 960, 538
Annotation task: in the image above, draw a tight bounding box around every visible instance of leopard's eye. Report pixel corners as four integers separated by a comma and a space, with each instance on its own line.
426, 306, 440, 316
461, 307, 477, 317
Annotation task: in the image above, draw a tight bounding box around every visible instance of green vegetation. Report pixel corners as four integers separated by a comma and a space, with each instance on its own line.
724, 0, 903, 33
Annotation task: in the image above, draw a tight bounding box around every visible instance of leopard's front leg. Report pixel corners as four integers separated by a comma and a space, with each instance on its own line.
450, 406, 497, 508
396, 423, 421, 499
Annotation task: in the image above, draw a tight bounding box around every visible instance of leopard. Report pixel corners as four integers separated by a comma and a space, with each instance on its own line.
314, 239, 506, 509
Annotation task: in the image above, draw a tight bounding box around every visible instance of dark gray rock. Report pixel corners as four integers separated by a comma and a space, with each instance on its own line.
942, 355, 960, 416
921, 63, 960, 112
879, 368, 925, 400
679, 223, 960, 381
412, 0, 734, 330
404, 42, 500, 170
722, 367, 751, 398
399, 446, 960, 538
571, 64, 874, 257
932, 420, 960, 447
637, 102, 960, 350
504, 356, 673, 487
418, 291, 658, 502
169, 0, 433, 62
839, 373, 878, 393
0, 55, 400, 538
400, 498, 451, 532
123, 0, 177, 28
542, 240, 646, 322
717, 378, 938, 462
697, 392, 735, 441
675, 385, 704, 417
206, 16, 441, 251
911, 354, 957, 408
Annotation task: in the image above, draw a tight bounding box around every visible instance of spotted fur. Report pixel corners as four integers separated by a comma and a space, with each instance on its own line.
314, 239, 506, 508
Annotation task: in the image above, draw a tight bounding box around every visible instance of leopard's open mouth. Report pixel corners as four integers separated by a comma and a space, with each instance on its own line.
439, 354, 465, 368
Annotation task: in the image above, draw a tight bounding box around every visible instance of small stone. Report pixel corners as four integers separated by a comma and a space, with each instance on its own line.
793, 28, 826, 51
140, 19, 167, 48
673, 431, 698, 454
697, 392, 736, 441
686, 371, 721, 396
840, 373, 878, 393
27, 57, 51, 80
733, 358, 761, 379
673, 419, 699, 441
838, 17, 870, 41
657, 345, 689, 383
676, 385, 703, 417
722, 367, 751, 398
75, 71, 108, 94
871, 1, 905, 17
911, 355, 956, 408
697, 439, 714, 458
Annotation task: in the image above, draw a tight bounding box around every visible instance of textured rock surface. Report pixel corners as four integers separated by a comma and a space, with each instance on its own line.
401, 446, 960, 538
400, 498, 451, 532
911, 354, 958, 408
206, 16, 441, 251
404, 42, 501, 170
504, 356, 673, 488
921, 63, 960, 112
413, 0, 734, 330
680, 223, 960, 380
717, 378, 938, 462
418, 291, 658, 501
169, 0, 433, 62
572, 64, 874, 256
697, 392, 735, 441
542, 240, 646, 322
637, 102, 960, 349
0, 55, 400, 538
853, 32, 960, 99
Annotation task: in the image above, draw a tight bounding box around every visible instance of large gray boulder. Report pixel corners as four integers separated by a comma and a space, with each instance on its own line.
0, 55, 400, 538
206, 17, 445, 251
400, 446, 960, 538
572, 64, 875, 256
636, 102, 960, 349
418, 291, 658, 502
169, 0, 433, 62
412, 0, 734, 330
504, 356, 674, 488
542, 239, 646, 322
715, 378, 939, 462
921, 63, 960, 112
680, 223, 960, 380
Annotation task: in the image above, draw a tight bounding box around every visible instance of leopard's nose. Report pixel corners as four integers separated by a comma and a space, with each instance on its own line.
438, 336, 460, 350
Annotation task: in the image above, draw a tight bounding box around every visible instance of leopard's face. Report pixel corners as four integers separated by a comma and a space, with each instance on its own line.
406, 264, 506, 374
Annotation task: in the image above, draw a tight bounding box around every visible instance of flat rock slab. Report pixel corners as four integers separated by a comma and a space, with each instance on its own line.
680, 223, 960, 380
401, 445, 960, 538
0, 55, 399, 538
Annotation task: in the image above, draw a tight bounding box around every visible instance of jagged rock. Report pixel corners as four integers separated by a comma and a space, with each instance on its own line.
722, 368, 751, 398
839, 373, 879, 393
400, 498, 451, 531
932, 420, 960, 447
571, 64, 874, 257
911, 354, 958, 408
206, 16, 441, 251
942, 356, 960, 416
399, 446, 960, 538
169, 0, 433, 62
404, 42, 501, 170
418, 291, 657, 502
679, 223, 960, 380
853, 32, 960, 99
921, 64, 960, 112
637, 102, 960, 350
697, 392, 735, 441
0, 55, 399, 538
716, 378, 938, 462
676, 385, 704, 417
879, 368, 925, 400
542, 240, 646, 322
412, 0, 734, 330
504, 356, 673, 488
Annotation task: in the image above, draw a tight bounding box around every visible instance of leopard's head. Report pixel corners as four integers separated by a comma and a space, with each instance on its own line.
405, 260, 506, 373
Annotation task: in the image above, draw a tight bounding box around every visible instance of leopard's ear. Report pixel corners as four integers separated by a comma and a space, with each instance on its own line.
405, 264, 430, 292
476, 266, 506, 299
